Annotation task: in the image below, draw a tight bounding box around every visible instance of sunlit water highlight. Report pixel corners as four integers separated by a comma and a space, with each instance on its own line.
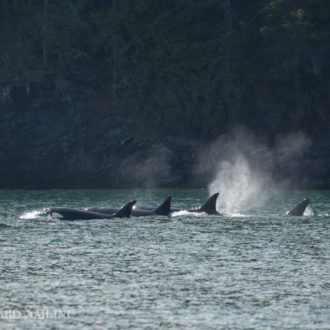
1, 189, 329, 329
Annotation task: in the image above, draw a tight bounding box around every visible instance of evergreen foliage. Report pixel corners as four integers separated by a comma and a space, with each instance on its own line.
1, 0, 329, 138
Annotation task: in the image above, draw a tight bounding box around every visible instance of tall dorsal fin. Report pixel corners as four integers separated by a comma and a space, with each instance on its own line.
199, 193, 219, 215
114, 200, 136, 218
286, 198, 310, 216
154, 196, 172, 215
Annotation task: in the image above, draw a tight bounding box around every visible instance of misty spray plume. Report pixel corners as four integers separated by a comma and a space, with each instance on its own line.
198, 128, 311, 214
208, 155, 267, 214
198, 128, 269, 214
120, 142, 172, 188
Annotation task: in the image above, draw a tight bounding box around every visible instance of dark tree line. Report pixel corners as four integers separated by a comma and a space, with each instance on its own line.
1, 0, 329, 139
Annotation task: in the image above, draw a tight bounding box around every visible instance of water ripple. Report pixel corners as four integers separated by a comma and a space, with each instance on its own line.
0, 189, 329, 328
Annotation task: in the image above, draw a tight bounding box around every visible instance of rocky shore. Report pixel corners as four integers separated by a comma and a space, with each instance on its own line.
1, 85, 329, 190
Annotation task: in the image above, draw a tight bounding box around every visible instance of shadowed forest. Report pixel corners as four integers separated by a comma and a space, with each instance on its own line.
2, 0, 329, 137
1, 0, 330, 188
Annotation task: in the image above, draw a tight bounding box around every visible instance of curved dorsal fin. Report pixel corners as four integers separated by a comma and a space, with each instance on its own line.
154, 196, 172, 215
114, 200, 136, 218
199, 193, 219, 215
286, 198, 309, 216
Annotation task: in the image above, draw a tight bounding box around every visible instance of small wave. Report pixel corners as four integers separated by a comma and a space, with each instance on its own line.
171, 210, 205, 217
303, 206, 314, 216
225, 212, 249, 218
19, 210, 43, 219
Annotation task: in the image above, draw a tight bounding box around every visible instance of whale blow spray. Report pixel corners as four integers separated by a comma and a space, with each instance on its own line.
201, 128, 312, 214
208, 155, 267, 214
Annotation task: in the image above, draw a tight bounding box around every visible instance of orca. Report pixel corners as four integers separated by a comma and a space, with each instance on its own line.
286, 198, 310, 216
86, 196, 172, 217
135, 193, 220, 215
170, 192, 220, 215
43, 200, 136, 220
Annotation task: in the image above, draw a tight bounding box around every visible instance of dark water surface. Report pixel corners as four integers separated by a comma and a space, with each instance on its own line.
0, 189, 329, 329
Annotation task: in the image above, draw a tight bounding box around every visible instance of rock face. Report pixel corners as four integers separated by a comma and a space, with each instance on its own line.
0, 86, 201, 188
0, 85, 330, 189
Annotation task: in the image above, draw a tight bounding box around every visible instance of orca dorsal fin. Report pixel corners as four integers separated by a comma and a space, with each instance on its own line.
199, 193, 219, 215
114, 200, 136, 218
154, 196, 172, 215
286, 198, 310, 216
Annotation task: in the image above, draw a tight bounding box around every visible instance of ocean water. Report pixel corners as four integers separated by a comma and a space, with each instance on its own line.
0, 189, 329, 329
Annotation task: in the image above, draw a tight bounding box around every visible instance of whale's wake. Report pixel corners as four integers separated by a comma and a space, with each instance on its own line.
171, 210, 205, 217
303, 206, 314, 216
19, 210, 43, 219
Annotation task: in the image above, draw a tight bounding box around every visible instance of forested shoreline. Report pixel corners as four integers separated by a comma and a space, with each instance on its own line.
1, 1, 330, 188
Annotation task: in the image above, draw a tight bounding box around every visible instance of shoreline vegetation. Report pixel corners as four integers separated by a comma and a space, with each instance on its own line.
1, 1, 329, 189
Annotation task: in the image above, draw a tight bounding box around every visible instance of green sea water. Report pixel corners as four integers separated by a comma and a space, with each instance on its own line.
0, 189, 329, 329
